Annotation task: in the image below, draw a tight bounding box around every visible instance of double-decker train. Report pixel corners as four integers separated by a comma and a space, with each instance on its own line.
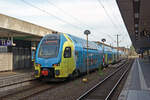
34, 33, 126, 80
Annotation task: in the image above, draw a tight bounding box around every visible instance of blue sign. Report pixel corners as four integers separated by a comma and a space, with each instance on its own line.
0, 39, 12, 46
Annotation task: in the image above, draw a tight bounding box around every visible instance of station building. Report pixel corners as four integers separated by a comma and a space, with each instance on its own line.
0, 14, 57, 71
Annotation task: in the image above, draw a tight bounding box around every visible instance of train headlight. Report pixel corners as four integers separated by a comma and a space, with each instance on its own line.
53, 63, 60, 67
35, 70, 39, 76
55, 70, 60, 76
35, 63, 41, 67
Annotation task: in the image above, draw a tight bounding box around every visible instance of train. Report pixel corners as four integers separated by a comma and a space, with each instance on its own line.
34, 33, 126, 80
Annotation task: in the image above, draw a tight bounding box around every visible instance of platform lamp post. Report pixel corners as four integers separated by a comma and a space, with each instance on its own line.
83, 30, 91, 82
101, 38, 106, 67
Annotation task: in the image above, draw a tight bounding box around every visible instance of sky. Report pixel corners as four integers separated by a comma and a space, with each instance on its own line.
0, 0, 132, 48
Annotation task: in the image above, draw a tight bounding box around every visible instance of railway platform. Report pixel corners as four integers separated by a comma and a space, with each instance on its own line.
118, 58, 150, 100
0, 68, 33, 78
0, 68, 35, 91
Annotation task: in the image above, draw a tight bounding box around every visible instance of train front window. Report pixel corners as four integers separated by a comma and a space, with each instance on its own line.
38, 40, 59, 58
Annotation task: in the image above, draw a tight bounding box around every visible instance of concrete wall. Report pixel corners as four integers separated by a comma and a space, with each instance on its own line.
0, 14, 55, 36
0, 14, 58, 71
0, 53, 13, 71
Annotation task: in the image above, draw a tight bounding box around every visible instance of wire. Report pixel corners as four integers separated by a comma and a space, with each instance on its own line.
97, 0, 122, 34
97, 0, 131, 47
106, 33, 116, 43
21, 0, 123, 47
102, 0, 123, 29
21, 0, 82, 30
89, 32, 116, 46
46, 0, 93, 30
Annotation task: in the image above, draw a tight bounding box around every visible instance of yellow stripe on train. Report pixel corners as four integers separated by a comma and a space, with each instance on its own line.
54, 34, 76, 78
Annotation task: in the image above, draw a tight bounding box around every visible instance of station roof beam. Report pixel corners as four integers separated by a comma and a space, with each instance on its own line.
117, 0, 150, 53
0, 14, 58, 42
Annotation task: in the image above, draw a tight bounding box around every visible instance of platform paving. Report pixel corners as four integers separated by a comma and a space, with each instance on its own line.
118, 58, 150, 100
0, 68, 35, 90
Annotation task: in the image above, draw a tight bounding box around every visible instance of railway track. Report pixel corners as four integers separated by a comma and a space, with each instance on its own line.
0, 80, 60, 100
0, 72, 47, 100
77, 59, 133, 100
0, 59, 131, 100
0, 79, 36, 91
0, 72, 35, 90
0, 75, 68, 100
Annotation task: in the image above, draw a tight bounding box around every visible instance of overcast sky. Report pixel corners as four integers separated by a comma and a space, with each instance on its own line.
0, 0, 132, 48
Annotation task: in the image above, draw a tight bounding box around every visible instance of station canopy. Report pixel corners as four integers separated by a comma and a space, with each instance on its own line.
0, 27, 42, 41
0, 14, 58, 44
117, 0, 150, 53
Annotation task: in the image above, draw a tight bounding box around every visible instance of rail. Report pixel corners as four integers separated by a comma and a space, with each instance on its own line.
77, 59, 133, 100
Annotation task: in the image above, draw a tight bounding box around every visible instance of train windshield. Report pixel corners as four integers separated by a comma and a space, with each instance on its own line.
38, 39, 60, 58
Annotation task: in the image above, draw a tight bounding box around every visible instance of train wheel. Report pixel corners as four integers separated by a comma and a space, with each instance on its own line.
73, 70, 80, 78
69, 69, 80, 80
37, 77, 42, 81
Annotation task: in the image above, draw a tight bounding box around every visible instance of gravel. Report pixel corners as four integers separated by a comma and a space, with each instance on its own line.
27, 64, 120, 100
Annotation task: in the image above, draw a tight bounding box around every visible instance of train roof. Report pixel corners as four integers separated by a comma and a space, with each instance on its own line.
43, 33, 125, 54
66, 34, 102, 50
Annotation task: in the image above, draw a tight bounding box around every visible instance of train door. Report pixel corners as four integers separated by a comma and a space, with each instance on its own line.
108, 52, 112, 64
100, 52, 103, 66
112, 53, 114, 63
105, 53, 108, 65
83, 49, 87, 73
63, 47, 72, 74
75, 49, 83, 73
80, 48, 84, 73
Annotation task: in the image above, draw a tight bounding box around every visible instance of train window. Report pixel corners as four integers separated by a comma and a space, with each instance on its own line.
64, 47, 71, 58
38, 40, 59, 58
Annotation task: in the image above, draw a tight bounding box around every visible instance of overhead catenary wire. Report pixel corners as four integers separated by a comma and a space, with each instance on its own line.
102, 0, 123, 30
97, 0, 122, 34
21, 0, 126, 47
98, 0, 123, 33
97, 0, 131, 47
21, 0, 83, 30
89, 32, 116, 47
46, 0, 93, 30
